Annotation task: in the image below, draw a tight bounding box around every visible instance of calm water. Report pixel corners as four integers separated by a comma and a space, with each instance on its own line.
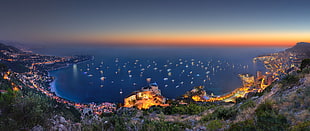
37, 46, 285, 103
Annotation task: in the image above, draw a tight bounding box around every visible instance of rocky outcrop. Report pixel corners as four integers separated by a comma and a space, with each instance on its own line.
48, 115, 81, 131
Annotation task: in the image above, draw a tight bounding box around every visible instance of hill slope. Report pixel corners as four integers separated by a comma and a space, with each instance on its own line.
286, 42, 310, 58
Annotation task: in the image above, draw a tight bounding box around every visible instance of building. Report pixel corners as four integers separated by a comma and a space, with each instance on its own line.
123, 83, 168, 109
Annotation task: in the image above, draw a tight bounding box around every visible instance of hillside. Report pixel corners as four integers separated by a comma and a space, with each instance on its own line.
0, 63, 81, 130
0, 43, 22, 53
286, 42, 310, 58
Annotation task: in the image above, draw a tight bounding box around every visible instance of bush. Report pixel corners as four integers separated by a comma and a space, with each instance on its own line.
229, 120, 256, 131
141, 120, 191, 131
255, 101, 289, 130
113, 116, 127, 131
300, 59, 310, 71
239, 100, 255, 111
254, 84, 273, 97
235, 97, 247, 103
201, 113, 215, 122
214, 107, 238, 120
0, 63, 8, 72
290, 121, 310, 131
163, 103, 213, 115
207, 120, 223, 131
0, 75, 81, 130
201, 106, 238, 122
281, 74, 299, 86
301, 68, 310, 74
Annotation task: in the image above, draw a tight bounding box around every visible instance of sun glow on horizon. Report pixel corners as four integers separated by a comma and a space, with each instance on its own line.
59, 31, 310, 47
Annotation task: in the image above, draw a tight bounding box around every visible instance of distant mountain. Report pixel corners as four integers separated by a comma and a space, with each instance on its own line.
286, 42, 310, 57
0, 43, 22, 53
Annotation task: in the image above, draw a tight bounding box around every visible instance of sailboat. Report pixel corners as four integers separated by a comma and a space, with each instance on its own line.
120, 89, 123, 95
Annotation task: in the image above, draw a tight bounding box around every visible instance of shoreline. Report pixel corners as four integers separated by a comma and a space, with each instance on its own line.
1, 42, 299, 114
47, 53, 268, 103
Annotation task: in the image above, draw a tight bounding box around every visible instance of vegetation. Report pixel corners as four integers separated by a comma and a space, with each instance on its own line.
147, 103, 216, 115
201, 106, 238, 122
140, 120, 191, 131
235, 97, 247, 103
0, 64, 80, 130
281, 74, 300, 86
254, 100, 289, 130
253, 84, 273, 97
206, 120, 223, 131
239, 99, 255, 111
290, 121, 310, 131
229, 120, 256, 131
0, 88, 81, 130
0, 63, 8, 72
1, 61, 29, 73
162, 103, 214, 115
300, 58, 310, 71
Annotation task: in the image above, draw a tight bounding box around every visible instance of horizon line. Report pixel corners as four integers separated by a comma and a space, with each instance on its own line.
1, 39, 304, 48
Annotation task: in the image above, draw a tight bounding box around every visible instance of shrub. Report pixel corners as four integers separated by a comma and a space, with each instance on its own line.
281, 74, 299, 86
253, 84, 273, 97
163, 103, 212, 115
229, 119, 256, 131
235, 97, 247, 103
207, 120, 223, 131
255, 101, 289, 130
301, 68, 310, 74
201, 106, 238, 122
290, 121, 310, 131
214, 107, 238, 120
0, 63, 8, 72
300, 59, 310, 71
141, 120, 191, 131
201, 113, 215, 122
239, 100, 255, 111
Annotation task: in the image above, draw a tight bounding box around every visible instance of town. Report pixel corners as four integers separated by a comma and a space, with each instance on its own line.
123, 43, 305, 107
181, 46, 303, 103
0, 43, 117, 115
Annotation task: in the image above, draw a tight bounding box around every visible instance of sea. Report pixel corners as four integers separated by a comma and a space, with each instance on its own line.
32, 46, 286, 103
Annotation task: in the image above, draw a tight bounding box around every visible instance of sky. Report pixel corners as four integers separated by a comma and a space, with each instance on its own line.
0, 0, 309, 47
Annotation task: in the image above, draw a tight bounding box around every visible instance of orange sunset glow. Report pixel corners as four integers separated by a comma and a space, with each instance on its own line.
67, 32, 309, 47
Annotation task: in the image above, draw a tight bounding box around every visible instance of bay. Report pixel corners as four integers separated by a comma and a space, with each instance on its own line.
38, 46, 285, 103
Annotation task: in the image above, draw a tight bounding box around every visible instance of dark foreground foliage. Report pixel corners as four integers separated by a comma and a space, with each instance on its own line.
0, 64, 80, 130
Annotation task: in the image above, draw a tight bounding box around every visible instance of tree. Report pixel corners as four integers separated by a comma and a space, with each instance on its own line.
300, 59, 310, 70
0, 63, 8, 72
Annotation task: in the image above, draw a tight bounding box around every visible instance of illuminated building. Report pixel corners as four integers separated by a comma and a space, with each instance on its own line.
123, 83, 168, 109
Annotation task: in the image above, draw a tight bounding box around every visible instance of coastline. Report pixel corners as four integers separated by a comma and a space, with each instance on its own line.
1, 42, 300, 114
47, 48, 281, 104
47, 55, 95, 72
